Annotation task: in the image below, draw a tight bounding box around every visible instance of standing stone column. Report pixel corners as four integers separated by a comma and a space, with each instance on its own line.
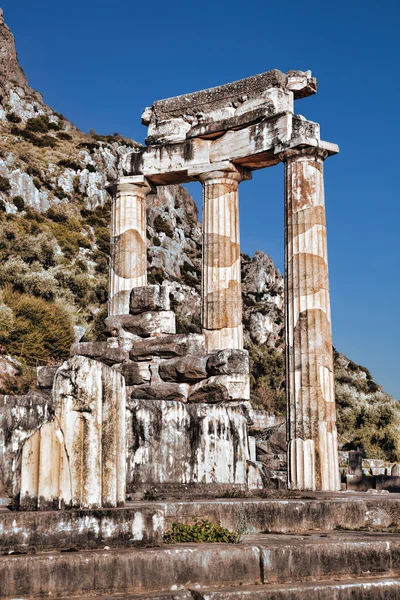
195, 164, 251, 352
107, 176, 153, 316
281, 147, 340, 491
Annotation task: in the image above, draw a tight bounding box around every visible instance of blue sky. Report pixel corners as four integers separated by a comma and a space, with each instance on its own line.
2, 0, 399, 397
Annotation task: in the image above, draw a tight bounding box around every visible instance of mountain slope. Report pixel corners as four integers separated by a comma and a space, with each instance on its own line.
0, 9, 398, 460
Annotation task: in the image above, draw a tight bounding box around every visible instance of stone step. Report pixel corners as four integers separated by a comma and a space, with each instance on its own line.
0, 505, 163, 551
62, 578, 400, 599
150, 493, 400, 534
1, 532, 400, 598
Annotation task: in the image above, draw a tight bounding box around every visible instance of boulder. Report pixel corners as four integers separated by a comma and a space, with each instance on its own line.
112, 360, 151, 386
131, 382, 190, 402
36, 365, 60, 389
70, 342, 129, 366
207, 349, 249, 376
130, 285, 170, 315
130, 334, 205, 361
189, 374, 250, 403
392, 464, 400, 477
105, 311, 175, 337
159, 355, 207, 382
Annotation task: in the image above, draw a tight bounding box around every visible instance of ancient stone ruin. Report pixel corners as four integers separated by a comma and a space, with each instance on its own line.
3, 64, 400, 600
12, 68, 341, 509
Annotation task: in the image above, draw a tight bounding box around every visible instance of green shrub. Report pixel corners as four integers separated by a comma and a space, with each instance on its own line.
25, 115, 50, 133
58, 159, 81, 171
0, 363, 36, 395
154, 215, 173, 238
6, 112, 21, 123
0, 200, 6, 212
12, 196, 25, 211
2, 289, 74, 364
95, 227, 110, 254
164, 519, 241, 544
56, 131, 72, 141
0, 176, 11, 194
247, 343, 286, 415
86, 164, 96, 173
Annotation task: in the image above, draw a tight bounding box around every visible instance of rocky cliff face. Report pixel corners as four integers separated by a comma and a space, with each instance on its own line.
0, 10, 397, 460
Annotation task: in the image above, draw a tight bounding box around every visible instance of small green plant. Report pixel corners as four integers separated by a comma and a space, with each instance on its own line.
56, 131, 72, 141
25, 115, 50, 133
154, 215, 173, 238
58, 159, 81, 171
6, 112, 21, 123
12, 196, 25, 211
164, 519, 242, 544
0, 176, 11, 194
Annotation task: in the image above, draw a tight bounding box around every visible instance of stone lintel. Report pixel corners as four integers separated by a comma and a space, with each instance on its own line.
123, 113, 318, 185
188, 161, 252, 181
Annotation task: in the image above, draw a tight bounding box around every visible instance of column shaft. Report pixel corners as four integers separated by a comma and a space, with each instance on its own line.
199, 167, 248, 352
283, 147, 340, 491
108, 177, 152, 316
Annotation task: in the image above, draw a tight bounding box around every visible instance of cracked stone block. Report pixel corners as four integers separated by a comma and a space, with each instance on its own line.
36, 365, 60, 389
159, 355, 208, 383
105, 311, 175, 337
207, 349, 249, 376
130, 334, 205, 361
188, 374, 250, 403
70, 342, 129, 366
112, 360, 151, 386
131, 382, 190, 402
130, 285, 170, 315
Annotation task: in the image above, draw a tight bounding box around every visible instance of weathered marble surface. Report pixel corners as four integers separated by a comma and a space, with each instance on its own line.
282, 147, 340, 491
107, 177, 154, 315
20, 356, 126, 509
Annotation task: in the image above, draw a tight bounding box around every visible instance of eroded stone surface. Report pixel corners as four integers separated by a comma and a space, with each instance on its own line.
131, 382, 190, 402
70, 341, 129, 365
207, 349, 249, 376
112, 360, 151, 386
159, 355, 208, 382
130, 284, 170, 314
105, 311, 176, 337
130, 333, 205, 360
36, 365, 60, 389
20, 356, 126, 510
189, 374, 250, 403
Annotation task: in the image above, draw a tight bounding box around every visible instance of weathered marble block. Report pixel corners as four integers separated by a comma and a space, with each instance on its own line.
130, 333, 205, 361
207, 349, 249, 376
20, 356, 126, 510
112, 360, 151, 386
131, 382, 190, 402
189, 374, 250, 403
36, 365, 60, 389
159, 355, 208, 383
105, 311, 175, 337
126, 399, 249, 488
130, 284, 170, 315
70, 341, 129, 365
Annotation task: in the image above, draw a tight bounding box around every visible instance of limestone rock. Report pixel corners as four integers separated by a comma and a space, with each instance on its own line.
159, 355, 208, 382
189, 374, 250, 403
207, 349, 249, 376
70, 342, 129, 366
130, 334, 205, 361
131, 382, 190, 402
130, 285, 170, 315
105, 311, 175, 337
36, 365, 60, 389
112, 360, 151, 386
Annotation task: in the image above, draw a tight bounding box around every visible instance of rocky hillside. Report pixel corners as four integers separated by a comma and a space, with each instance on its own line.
0, 9, 398, 460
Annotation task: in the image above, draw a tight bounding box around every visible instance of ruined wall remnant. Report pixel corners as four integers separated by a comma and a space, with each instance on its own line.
19, 356, 126, 509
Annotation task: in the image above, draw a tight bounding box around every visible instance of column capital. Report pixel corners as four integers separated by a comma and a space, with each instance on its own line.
277, 145, 329, 164
106, 175, 156, 197
188, 161, 252, 184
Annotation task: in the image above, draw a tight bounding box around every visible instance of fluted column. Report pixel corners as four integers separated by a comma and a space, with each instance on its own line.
281, 146, 340, 491
107, 176, 153, 316
196, 164, 251, 352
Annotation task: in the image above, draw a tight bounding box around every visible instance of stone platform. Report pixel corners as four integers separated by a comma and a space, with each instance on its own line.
1, 494, 400, 598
